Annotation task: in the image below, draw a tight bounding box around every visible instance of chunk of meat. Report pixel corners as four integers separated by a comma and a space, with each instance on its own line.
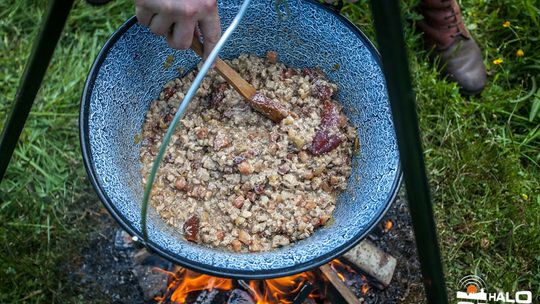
163, 113, 174, 124
240, 182, 251, 192
309, 131, 343, 156
174, 177, 188, 191
183, 215, 200, 243
158, 118, 169, 130
266, 51, 278, 64
246, 191, 256, 203
320, 100, 340, 126
319, 215, 332, 226
195, 127, 209, 139
303, 170, 314, 180
308, 101, 344, 155
213, 133, 231, 151
188, 185, 206, 199
268, 142, 279, 156
277, 164, 290, 175
238, 161, 254, 175
249, 92, 289, 123
231, 240, 242, 252
238, 230, 251, 245
320, 181, 332, 193
253, 184, 265, 195
233, 196, 245, 209
163, 87, 176, 100
216, 230, 225, 241
338, 115, 348, 128
281, 68, 297, 79
298, 151, 309, 163
210, 83, 228, 108
241, 150, 255, 159
311, 80, 334, 100
302, 67, 324, 80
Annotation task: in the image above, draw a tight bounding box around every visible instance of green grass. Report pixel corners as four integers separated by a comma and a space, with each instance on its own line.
0, 1, 133, 302
1, 0, 539, 302
343, 0, 540, 300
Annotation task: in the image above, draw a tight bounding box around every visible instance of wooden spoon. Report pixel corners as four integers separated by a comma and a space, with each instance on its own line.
191, 38, 292, 122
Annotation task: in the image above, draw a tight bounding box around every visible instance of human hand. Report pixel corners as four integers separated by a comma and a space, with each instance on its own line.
135, 0, 221, 59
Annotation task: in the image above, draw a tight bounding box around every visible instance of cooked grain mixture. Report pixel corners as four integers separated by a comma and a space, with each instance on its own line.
140, 53, 357, 253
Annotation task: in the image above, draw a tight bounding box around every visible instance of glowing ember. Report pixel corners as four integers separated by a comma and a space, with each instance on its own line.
360, 275, 370, 295
330, 259, 355, 276
156, 259, 370, 303
384, 220, 393, 232
337, 272, 346, 282
361, 283, 370, 295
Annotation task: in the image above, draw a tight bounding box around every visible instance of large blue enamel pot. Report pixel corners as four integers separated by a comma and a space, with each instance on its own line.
80, 0, 401, 279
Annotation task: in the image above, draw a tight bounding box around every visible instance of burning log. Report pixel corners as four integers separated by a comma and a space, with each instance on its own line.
227, 289, 255, 304
342, 239, 397, 289
185, 289, 232, 304
151, 251, 391, 304
156, 268, 234, 304
133, 266, 170, 301
131, 248, 174, 301
292, 281, 314, 304
319, 264, 361, 304
159, 279, 182, 304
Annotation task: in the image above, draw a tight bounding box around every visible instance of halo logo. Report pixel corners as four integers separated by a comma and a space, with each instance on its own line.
459, 275, 487, 297
456, 275, 533, 304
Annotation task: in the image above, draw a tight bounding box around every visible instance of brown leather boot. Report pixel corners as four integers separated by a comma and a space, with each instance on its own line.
417, 0, 487, 95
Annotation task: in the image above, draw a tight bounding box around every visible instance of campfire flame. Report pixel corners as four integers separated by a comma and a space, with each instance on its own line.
155, 268, 234, 303
156, 259, 370, 303
248, 272, 316, 303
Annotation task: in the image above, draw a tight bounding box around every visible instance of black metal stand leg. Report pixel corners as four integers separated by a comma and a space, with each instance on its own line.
0, 0, 75, 183
369, 1, 449, 303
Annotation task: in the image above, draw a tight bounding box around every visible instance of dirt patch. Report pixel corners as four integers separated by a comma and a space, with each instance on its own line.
65, 208, 146, 304
353, 188, 426, 303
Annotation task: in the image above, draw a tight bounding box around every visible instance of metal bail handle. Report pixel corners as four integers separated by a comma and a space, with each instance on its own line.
140, 0, 253, 242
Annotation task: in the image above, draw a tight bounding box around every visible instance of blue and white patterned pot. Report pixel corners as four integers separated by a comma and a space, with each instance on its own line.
80, 0, 401, 279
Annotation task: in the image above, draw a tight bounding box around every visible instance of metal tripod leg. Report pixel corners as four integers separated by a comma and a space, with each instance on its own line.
369, 1, 449, 303
0, 0, 75, 182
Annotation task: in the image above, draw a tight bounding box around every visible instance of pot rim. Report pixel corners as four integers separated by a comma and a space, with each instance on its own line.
80, 0, 402, 279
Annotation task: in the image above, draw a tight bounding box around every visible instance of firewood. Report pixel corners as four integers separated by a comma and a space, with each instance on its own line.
342, 239, 397, 288
319, 264, 361, 304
